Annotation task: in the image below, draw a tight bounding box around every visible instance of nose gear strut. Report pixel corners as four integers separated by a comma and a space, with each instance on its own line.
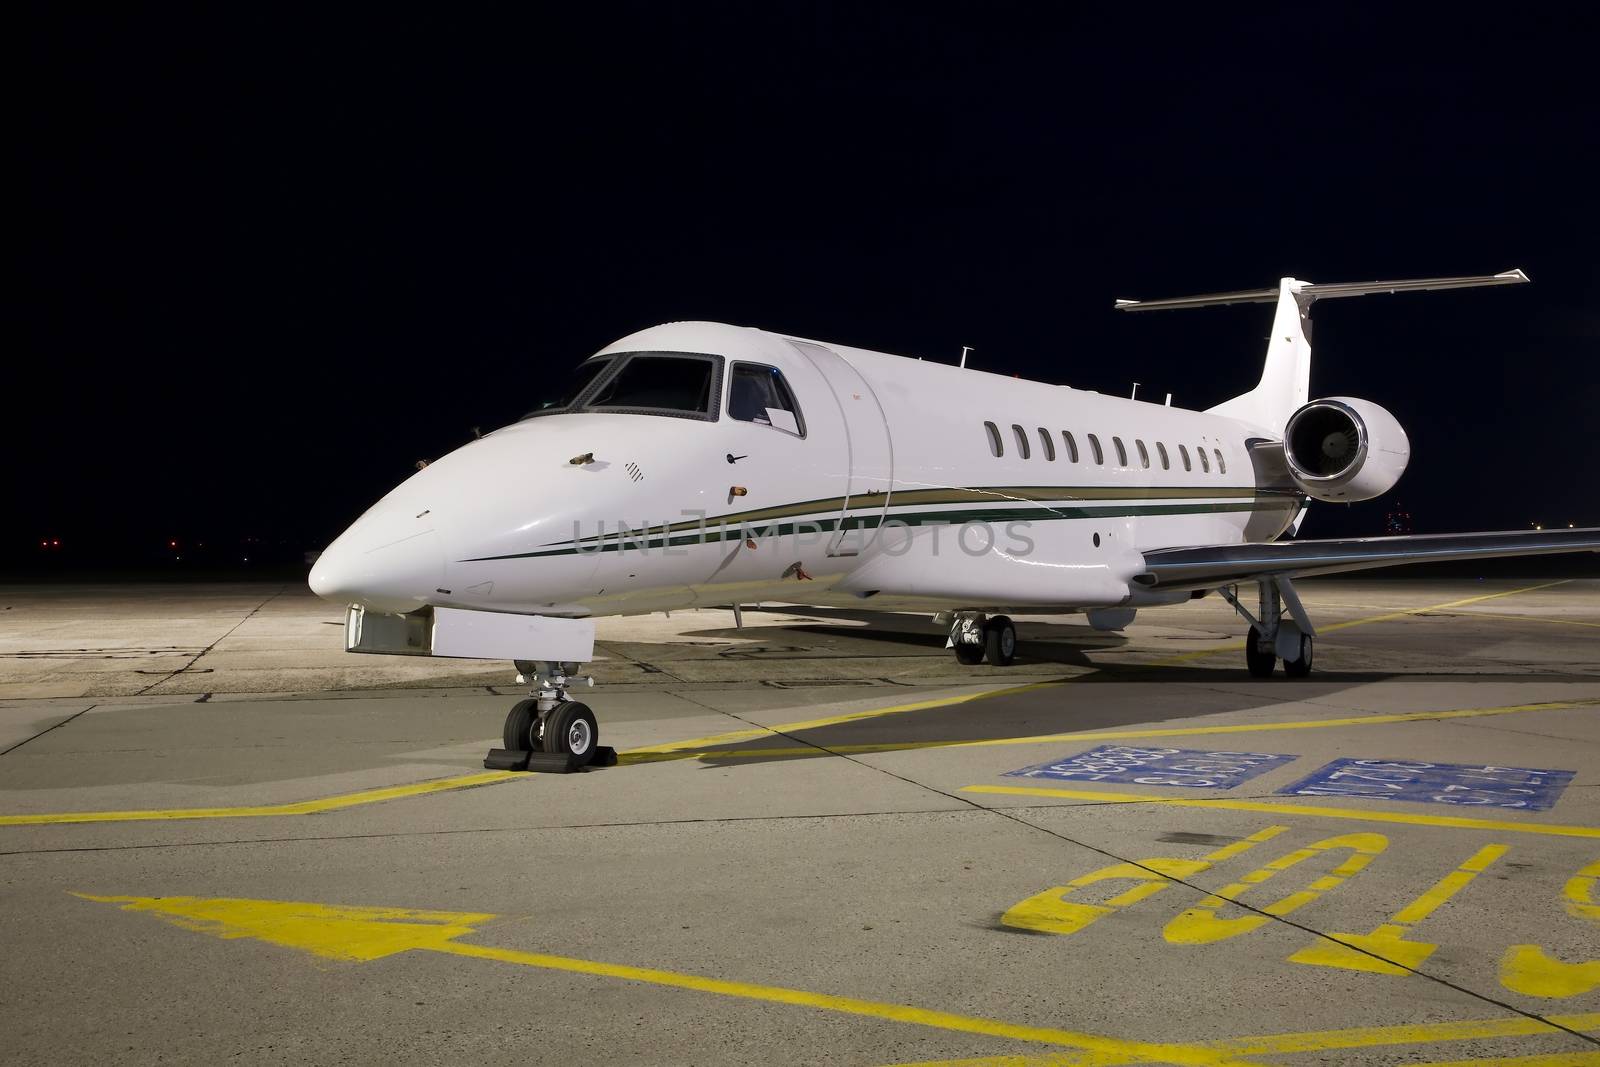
483, 659, 617, 773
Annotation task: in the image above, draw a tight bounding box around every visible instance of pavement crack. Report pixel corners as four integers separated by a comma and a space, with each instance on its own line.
1449, 719, 1600, 745
134, 587, 287, 696
0, 806, 978, 856
0, 705, 99, 760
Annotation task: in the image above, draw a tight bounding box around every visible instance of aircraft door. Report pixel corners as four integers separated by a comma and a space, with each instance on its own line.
788, 341, 894, 555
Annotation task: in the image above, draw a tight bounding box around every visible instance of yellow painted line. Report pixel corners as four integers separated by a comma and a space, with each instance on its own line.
880, 1012, 1600, 1065
439, 941, 1260, 1066
78, 892, 1261, 1067
0, 770, 521, 827
1155, 579, 1571, 664
630, 697, 1600, 764
621, 679, 1070, 762
962, 785, 1600, 839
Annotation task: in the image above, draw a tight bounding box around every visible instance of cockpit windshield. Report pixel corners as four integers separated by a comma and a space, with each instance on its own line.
521, 352, 723, 422
525, 357, 614, 416
588, 354, 715, 414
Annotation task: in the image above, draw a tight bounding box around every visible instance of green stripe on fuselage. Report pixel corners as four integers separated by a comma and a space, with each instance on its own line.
561, 484, 1270, 545
462, 496, 1296, 562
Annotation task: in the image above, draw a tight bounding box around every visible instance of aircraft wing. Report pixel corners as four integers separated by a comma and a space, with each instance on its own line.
1135, 527, 1600, 592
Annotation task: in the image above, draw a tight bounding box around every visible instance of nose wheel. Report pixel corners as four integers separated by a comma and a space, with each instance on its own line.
543, 700, 598, 761
484, 661, 615, 772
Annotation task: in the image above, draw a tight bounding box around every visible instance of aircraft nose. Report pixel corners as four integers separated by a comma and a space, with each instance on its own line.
309, 526, 445, 615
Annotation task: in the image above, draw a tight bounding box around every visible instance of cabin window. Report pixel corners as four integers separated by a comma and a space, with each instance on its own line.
1012, 424, 1031, 459
728, 363, 805, 436
587, 352, 721, 418
1179, 444, 1192, 471
1087, 433, 1104, 464
1214, 448, 1226, 475
1198, 445, 1211, 473
984, 421, 1003, 457
1136, 439, 1150, 469
1062, 430, 1079, 463
1113, 436, 1128, 467
1157, 442, 1170, 470
1037, 427, 1055, 461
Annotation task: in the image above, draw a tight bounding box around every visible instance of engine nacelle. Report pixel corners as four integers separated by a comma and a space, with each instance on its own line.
1283, 396, 1410, 502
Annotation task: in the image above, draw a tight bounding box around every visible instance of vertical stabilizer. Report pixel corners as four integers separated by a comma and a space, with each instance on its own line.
1205, 279, 1312, 432
1113, 269, 1529, 437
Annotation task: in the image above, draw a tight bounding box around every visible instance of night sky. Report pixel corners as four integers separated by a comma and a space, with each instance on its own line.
14, 5, 1599, 570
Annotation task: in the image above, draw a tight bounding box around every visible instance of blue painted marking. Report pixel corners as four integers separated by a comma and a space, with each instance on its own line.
1004, 746, 1297, 789
1276, 759, 1575, 811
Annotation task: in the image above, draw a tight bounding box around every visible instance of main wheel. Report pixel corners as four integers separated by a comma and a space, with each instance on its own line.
984, 616, 1017, 667
1283, 633, 1314, 678
543, 701, 599, 766
1245, 626, 1276, 678
503, 698, 539, 750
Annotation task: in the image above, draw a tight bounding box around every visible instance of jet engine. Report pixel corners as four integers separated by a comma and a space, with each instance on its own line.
1283, 396, 1410, 501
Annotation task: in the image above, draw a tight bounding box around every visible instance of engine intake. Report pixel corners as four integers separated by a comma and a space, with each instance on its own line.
1284, 396, 1409, 502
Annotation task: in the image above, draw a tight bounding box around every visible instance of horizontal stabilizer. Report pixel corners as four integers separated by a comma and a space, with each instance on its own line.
1135, 526, 1600, 590
1114, 270, 1529, 312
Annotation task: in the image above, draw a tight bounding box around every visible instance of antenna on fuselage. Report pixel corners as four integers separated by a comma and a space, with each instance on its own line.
1130, 382, 1140, 400
959, 346, 972, 369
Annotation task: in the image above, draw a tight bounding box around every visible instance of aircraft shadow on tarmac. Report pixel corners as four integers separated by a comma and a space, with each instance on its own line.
636, 607, 1596, 771
647, 679, 1351, 771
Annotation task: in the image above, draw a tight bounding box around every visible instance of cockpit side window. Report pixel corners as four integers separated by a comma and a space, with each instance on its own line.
729, 363, 806, 436
586, 353, 722, 419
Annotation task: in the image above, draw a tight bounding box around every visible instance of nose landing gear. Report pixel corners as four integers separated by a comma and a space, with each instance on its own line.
484, 660, 616, 772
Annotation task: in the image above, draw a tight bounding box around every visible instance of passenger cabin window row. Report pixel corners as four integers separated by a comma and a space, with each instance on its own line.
981, 421, 1227, 474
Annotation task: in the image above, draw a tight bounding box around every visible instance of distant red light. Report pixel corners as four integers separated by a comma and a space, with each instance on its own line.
52, 539, 60, 547
169, 540, 178, 548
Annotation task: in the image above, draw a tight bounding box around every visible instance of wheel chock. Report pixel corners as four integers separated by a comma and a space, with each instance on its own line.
524, 752, 578, 773
484, 748, 531, 771
483, 747, 616, 772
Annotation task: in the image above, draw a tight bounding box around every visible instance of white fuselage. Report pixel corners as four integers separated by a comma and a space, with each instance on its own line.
309, 321, 1300, 619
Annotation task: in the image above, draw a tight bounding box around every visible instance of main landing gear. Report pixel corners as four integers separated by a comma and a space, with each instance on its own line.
1220, 577, 1315, 679
946, 612, 1017, 667
484, 660, 617, 772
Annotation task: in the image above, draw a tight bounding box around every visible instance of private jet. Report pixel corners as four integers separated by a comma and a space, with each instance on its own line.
309, 270, 1599, 768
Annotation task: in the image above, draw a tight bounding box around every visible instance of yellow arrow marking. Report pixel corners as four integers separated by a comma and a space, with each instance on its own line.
74, 892, 1264, 1067
74, 894, 496, 961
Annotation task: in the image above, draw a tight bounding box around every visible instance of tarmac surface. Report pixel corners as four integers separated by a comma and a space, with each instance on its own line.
2, 578, 1598, 1065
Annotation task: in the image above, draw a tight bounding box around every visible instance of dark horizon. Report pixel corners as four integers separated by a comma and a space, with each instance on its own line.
14, 5, 1598, 573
